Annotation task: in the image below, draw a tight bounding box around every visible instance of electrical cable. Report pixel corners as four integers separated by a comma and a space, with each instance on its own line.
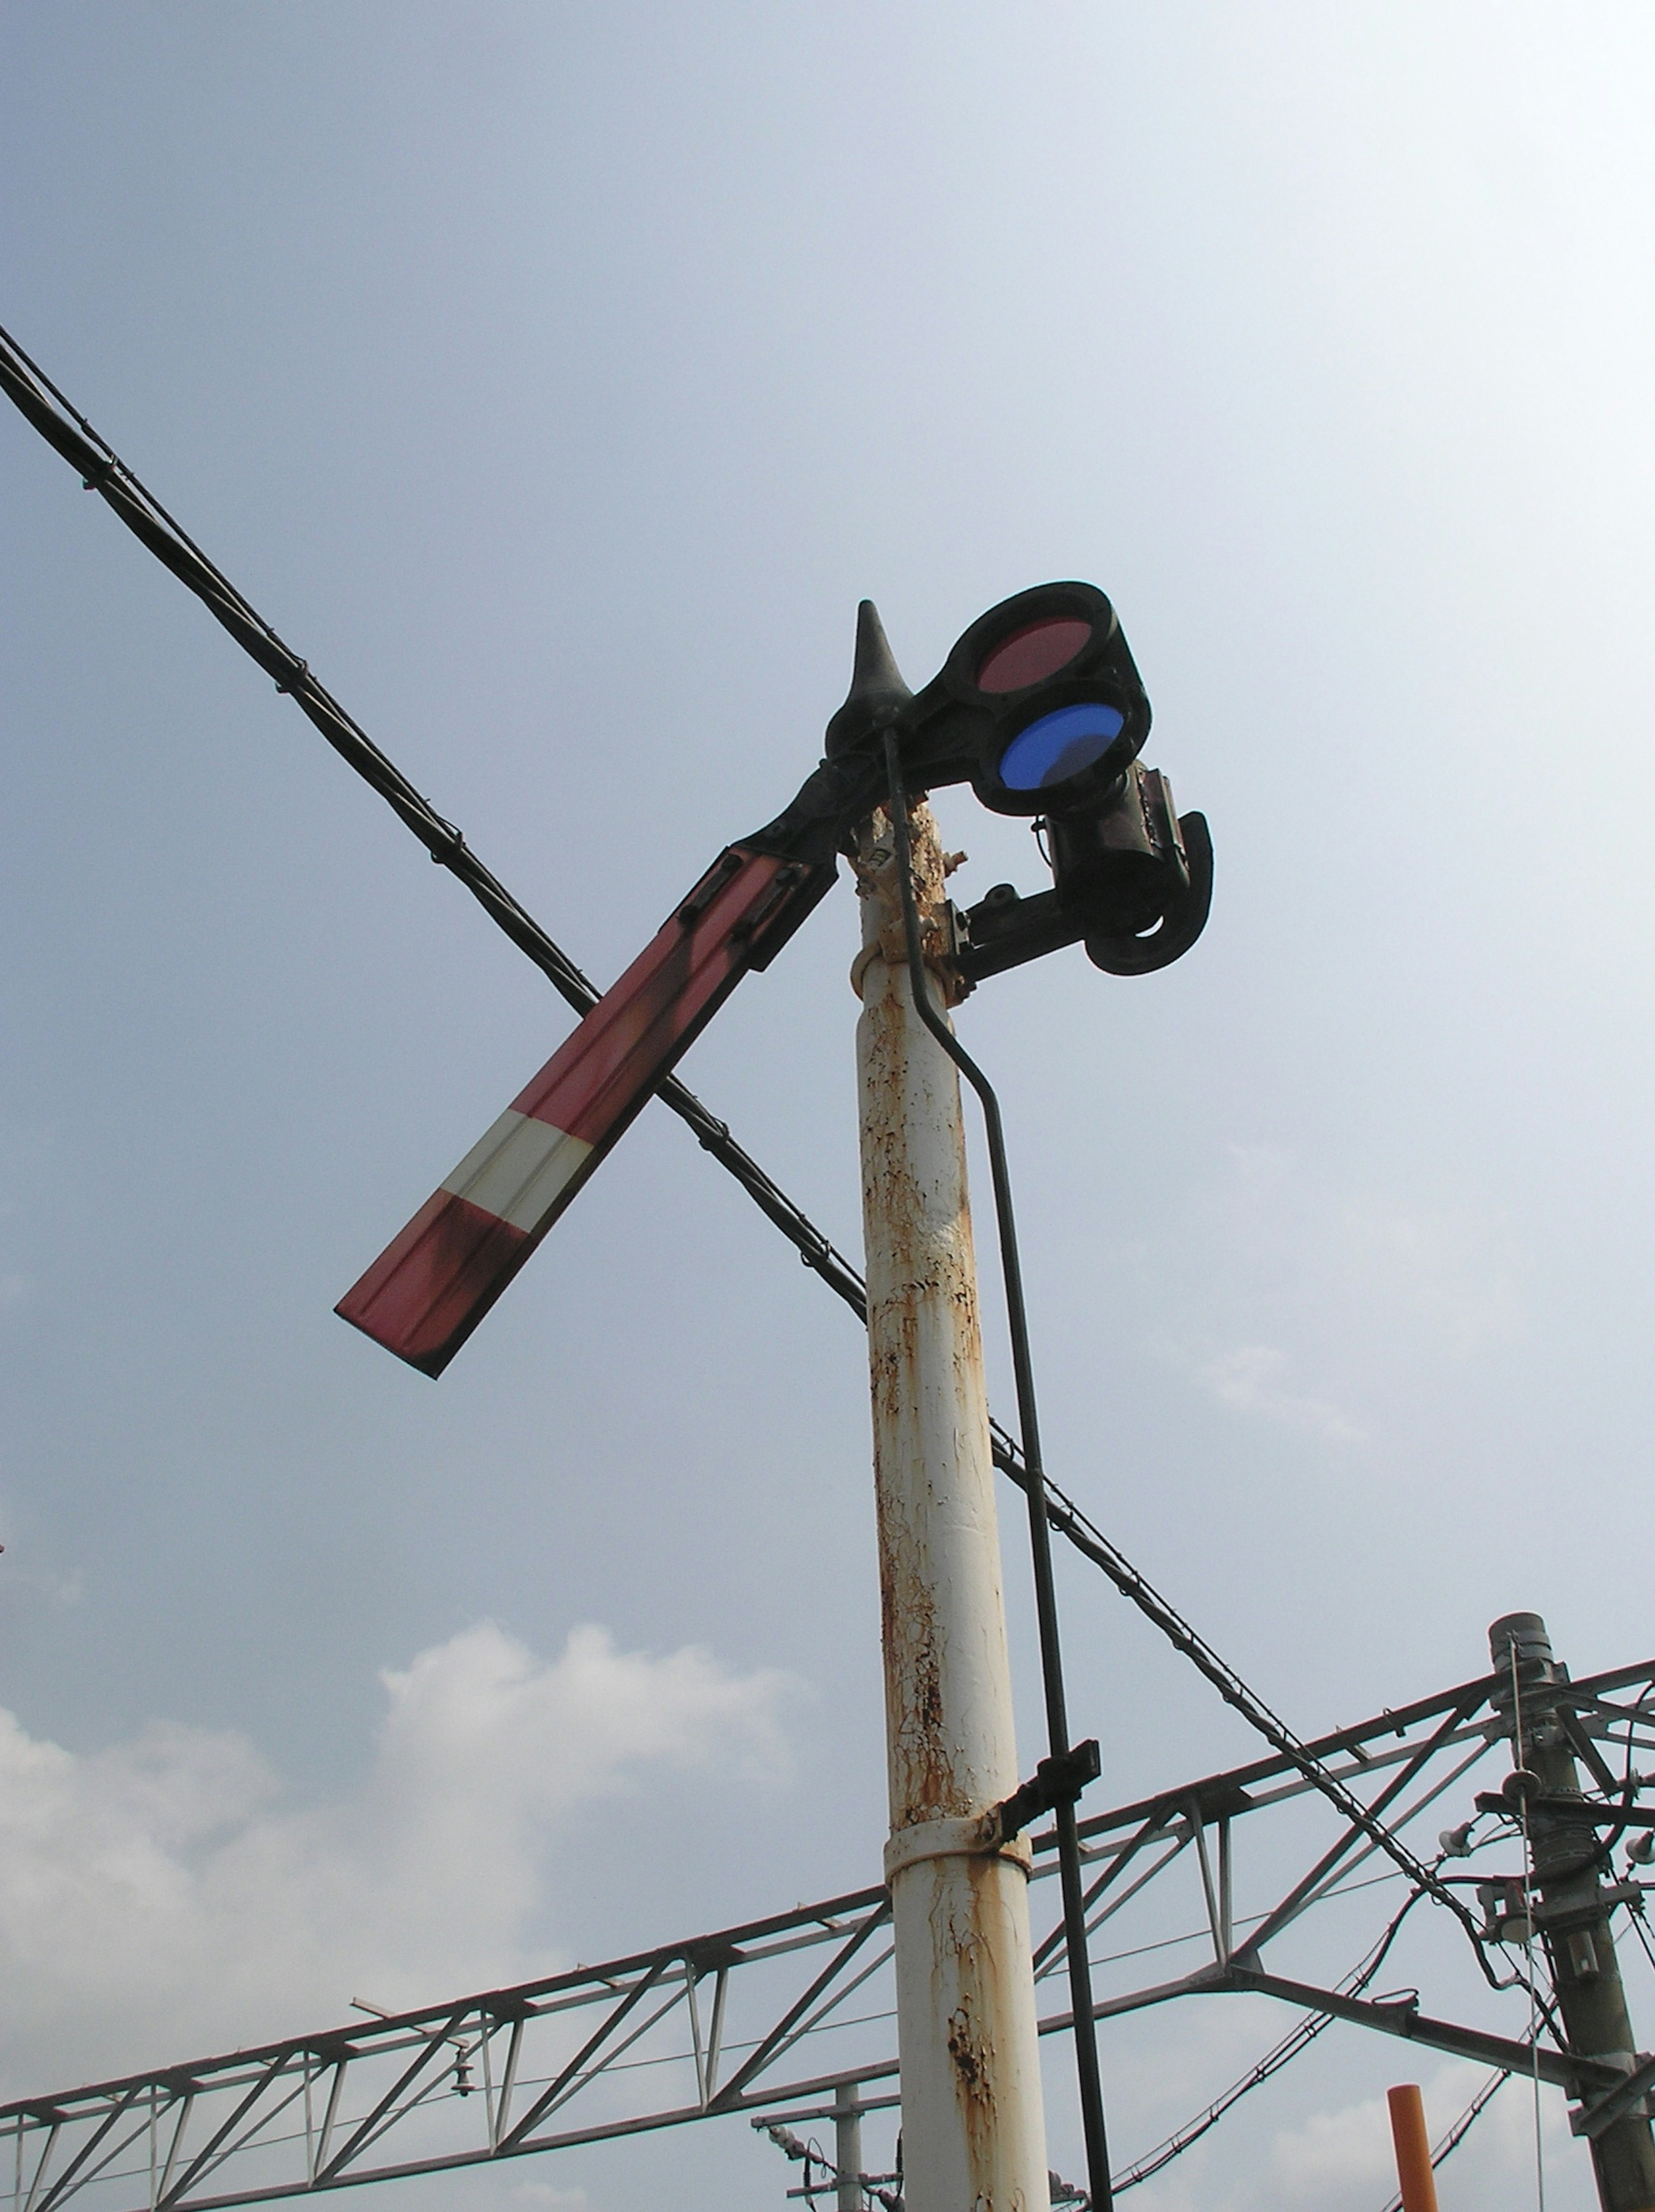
987, 1416, 1501, 1980
0, 319, 871, 1326
758, 2122, 901, 2212
1446, 1824, 1570, 2038
1111, 2012, 1330, 2194
1627, 1903, 1655, 1984
880, 739, 1112, 2212
0, 319, 1492, 1966
1109, 1885, 1429, 2195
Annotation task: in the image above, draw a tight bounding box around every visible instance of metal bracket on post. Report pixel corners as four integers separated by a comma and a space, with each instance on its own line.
996, 1742, 1103, 1843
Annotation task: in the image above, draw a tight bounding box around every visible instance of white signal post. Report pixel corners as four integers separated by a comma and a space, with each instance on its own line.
853, 798, 1049, 2212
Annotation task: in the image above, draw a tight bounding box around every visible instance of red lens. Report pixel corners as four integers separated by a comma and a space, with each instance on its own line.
976, 617, 1092, 694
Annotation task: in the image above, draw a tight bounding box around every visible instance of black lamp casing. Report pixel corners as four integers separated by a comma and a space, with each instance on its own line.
827, 580, 1152, 816
940, 581, 1153, 817
756, 579, 1210, 979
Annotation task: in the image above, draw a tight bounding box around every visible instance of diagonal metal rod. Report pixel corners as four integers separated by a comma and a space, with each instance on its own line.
881, 734, 1112, 2212
710, 1904, 891, 2112
1033, 1814, 1174, 1975
498, 1959, 674, 2150
31, 2091, 141, 2212
159, 2059, 287, 2209
1035, 1834, 1193, 1984
312, 2020, 460, 2187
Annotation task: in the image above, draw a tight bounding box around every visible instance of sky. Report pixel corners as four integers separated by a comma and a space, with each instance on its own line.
2, 4, 1655, 2209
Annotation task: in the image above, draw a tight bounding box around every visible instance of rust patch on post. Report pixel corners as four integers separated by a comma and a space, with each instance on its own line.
948, 2003, 989, 2098
945, 1856, 1033, 2211
859, 799, 997, 1830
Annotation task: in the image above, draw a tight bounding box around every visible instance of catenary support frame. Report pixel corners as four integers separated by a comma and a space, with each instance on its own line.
7, 1654, 1654, 2212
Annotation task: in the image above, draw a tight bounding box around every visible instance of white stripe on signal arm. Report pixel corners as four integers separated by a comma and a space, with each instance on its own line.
439, 1109, 593, 1235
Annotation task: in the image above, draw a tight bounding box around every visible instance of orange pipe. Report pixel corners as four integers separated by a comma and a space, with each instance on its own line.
1387, 2084, 1440, 2212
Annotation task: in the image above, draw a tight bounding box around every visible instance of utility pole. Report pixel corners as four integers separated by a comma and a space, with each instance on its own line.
853, 798, 1049, 2212
1489, 1612, 1655, 2212
834, 2079, 865, 2212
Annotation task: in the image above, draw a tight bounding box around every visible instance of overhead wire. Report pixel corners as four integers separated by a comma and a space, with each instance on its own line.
0, 320, 1491, 1974
1111, 2014, 1329, 2196
1430, 1813, 1569, 2043
988, 1416, 1501, 1977
1108, 1805, 1582, 2210
1627, 1902, 1655, 1989
0, 319, 870, 1324
1110, 1884, 1430, 2194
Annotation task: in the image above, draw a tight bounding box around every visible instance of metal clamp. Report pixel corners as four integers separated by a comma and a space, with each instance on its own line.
1572, 2050, 1655, 2137
883, 1813, 1034, 1883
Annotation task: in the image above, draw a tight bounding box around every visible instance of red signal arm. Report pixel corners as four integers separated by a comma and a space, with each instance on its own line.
336, 846, 830, 1375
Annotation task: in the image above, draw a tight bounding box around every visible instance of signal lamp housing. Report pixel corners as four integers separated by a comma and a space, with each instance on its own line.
939, 581, 1152, 818
928, 584, 1208, 980
767, 579, 1210, 981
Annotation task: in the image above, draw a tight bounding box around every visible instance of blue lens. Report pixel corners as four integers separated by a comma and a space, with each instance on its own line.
998, 702, 1126, 791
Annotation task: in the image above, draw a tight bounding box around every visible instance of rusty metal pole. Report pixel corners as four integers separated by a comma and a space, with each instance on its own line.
1386, 2085, 1440, 2212
1489, 1613, 1655, 2212
852, 800, 1049, 2212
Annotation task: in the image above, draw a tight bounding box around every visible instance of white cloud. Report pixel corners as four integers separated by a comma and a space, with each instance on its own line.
0, 1622, 794, 2095
1268, 2088, 1393, 2202
1333, 1197, 1523, 1362
1258, 2060, 1579, 2212
1208, 1146, 1524, 1355
1199, 1343, 1367, 1443
1160, 1146, 1526, 1447
1133, 2057, 1586, 2212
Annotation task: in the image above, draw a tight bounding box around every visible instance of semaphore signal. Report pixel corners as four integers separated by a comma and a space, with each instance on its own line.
8, 314, 1654, 2212
335, 581, 1209, 1378
330, 573, 1214, 2210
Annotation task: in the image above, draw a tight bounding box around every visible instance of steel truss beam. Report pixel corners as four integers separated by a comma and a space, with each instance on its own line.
8, 1656, 1654, 2212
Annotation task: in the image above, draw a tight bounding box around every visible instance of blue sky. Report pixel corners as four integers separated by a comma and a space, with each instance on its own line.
3, 7, 1655, 2209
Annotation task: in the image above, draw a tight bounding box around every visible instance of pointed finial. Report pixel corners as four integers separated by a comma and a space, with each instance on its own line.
825, 599, 912, 756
